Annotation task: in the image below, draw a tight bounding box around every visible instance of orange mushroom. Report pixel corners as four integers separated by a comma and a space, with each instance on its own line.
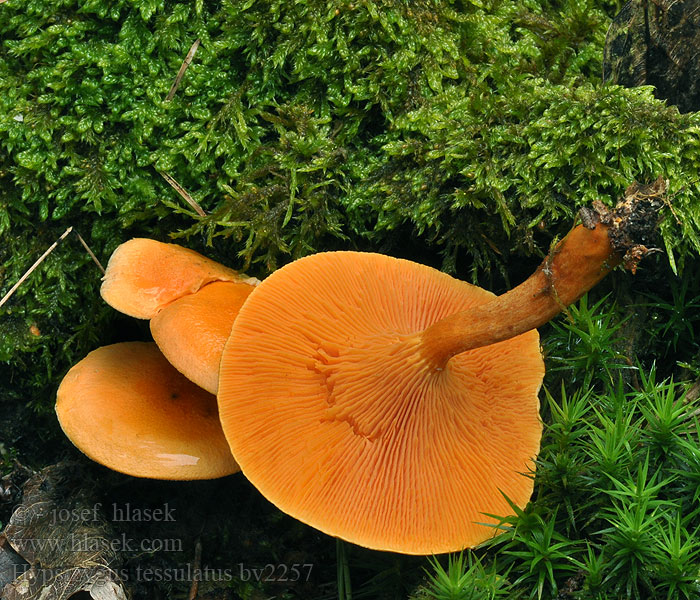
100, 238, 258, 390
218, 253, 542, 553
56, 342, 239, 480
100, 238, 258, 319
217, 183, 663, 554
151, 281, 254, 393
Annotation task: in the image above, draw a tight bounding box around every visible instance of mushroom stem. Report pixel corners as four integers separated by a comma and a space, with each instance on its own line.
419, 178, 667, 370
419, 222, 618, 369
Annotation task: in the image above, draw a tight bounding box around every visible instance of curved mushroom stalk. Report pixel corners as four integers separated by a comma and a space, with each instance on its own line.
419, 219, 617, 369
419, 178, 666, 369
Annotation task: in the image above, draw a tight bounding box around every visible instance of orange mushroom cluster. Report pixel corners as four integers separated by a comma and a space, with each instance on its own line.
57, 238, 258, 480
56, 180, 663, 554
101, 238, 258, 393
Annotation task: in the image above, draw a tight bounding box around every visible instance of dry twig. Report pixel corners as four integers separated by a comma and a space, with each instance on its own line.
75, 230, 106, 274
187, 538, 203, 600
159, 170, 207, 217
0, 227, 73, 309
166, 38, 201, 102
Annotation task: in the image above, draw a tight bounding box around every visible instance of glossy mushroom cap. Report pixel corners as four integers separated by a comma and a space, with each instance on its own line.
99, 238, 258, 390
100, 238, 258, 319
150, 281, 254, 394
217, 252, 543, 554
56, 342, 239, 480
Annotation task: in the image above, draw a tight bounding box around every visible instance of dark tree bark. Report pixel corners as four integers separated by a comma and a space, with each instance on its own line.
603, 0, 700, 113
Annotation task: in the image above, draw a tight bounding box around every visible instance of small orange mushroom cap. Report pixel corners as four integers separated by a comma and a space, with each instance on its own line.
56, 342, 239, 480
150, 281, 254, 394
100, 238, 258, 319
218, 252, 543, 554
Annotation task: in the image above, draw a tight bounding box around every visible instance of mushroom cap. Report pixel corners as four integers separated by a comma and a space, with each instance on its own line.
150, 281, 254, 394
56, 342, 239, 480
217, 251, 544, 554
100, 238, 259, 319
